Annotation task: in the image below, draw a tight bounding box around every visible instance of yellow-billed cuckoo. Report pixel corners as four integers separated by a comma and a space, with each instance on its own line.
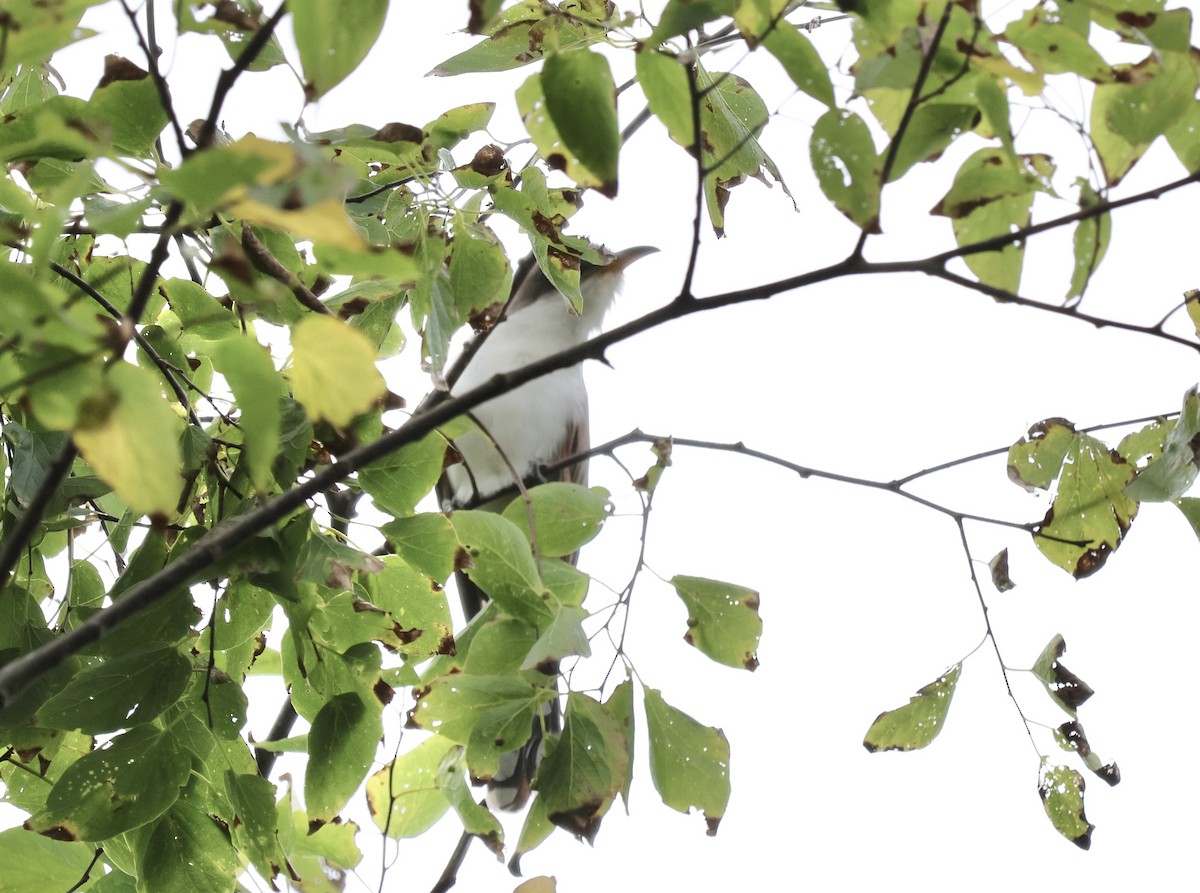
441, 245, 655, 810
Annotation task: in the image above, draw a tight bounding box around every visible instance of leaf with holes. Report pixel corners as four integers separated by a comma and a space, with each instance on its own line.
671, 575, 761, 671
644, 688, 729, 836
863, 664, 961, 752
1032, 634, 1094, 719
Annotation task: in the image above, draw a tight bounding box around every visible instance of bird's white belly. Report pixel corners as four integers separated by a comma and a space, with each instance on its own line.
447, 368, 585, 503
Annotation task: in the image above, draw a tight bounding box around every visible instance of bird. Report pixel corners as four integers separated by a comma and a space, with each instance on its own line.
440, 245, 656, 810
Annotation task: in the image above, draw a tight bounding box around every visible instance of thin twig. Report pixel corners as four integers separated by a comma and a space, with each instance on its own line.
241, 224, 331, 315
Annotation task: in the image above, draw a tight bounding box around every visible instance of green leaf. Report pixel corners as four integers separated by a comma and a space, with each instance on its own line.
538, 693, 629, 843
522, 604, 591, 671
224, 771, 288, 886
1053, 721, 1120, 786
500, 482, 611, 559
382, 512, 459, 581
1174, 496, 1200, 543
430, 0, 604, 76
28, 725, 190, 840
208, 334, 284, 492
290, 315, 386, 426
71, 362, 183, 517
670, 575, 761, 671
0, 96, 100, 163
541, 48, 620, 196
650, 0, 735, 44
1004, 8, 1112, 82
606, 678, 635, 809
863, 664, 961, 752
366, 735, 456, 838
932, 149, 1052, 293
436, 746, 504, 852
359, 556, 455, 659
1008, 417, 1076, 491
1067, 179, 1111, 299
448, 510, 553, 624
1009, 419, 1138, 577
290, 0, 388, 100
762, 22, 835, 107
0, 827, 98, 892
358, 433, 445, 518
636, 49, 694, 145
1038, 762, 1094, 849
0, 64, 59, 115
448, 220, 512, 317
1117, 417, 1171, 470
886, 104, 980, 182
697, 65, 789, 236
1032, 634, 1095, 719
87, 57, 169, 157
176, 1, 287, 71
160, 277, 240, 341
35, 646, 192, 733
1166, 100, 1200, 172
307, 692, 383, 822
511, 795, 556, 872
408, 674, 544, 778
461, 612, 538, 676
643, 688, 729, 835
810, 109, 881, 233
1091, 51, 1197, 186
1125, 386, 1200, 502
140, 779, 240, 893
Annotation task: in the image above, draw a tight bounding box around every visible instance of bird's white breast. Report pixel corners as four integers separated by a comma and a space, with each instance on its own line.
445, 297, 591, 504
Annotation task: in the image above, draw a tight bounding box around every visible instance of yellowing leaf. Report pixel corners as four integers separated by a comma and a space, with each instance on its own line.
367, 736, 456, 838
227, 196, 365, 250
72, 363, 183, 517
290, 316, 386, 426
514, 876, 557, 893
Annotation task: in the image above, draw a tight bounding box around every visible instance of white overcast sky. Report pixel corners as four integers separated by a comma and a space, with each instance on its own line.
13, 2, 1200, 891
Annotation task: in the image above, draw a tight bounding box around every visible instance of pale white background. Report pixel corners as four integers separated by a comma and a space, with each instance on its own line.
10, 2, 1200, 891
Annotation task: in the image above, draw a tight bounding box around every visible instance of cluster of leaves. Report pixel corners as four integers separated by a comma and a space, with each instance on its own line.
1, 0, 1199, 889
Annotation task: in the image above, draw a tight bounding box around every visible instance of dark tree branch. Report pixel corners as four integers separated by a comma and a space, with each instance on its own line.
681, 54, 705, 300
549, 430, 1039, 533
255, 700, 298, 777
2, 150, 1196, 704
192, 4, 289, 153
118, 0, 187, 157
429, 831, 474, 893
241, 224, 331, 315
929, 267, 1200, 351
48, 260, 204, 426
853, 0, 954, 260
63, 847, 105, 893
0, 441, 77, 591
